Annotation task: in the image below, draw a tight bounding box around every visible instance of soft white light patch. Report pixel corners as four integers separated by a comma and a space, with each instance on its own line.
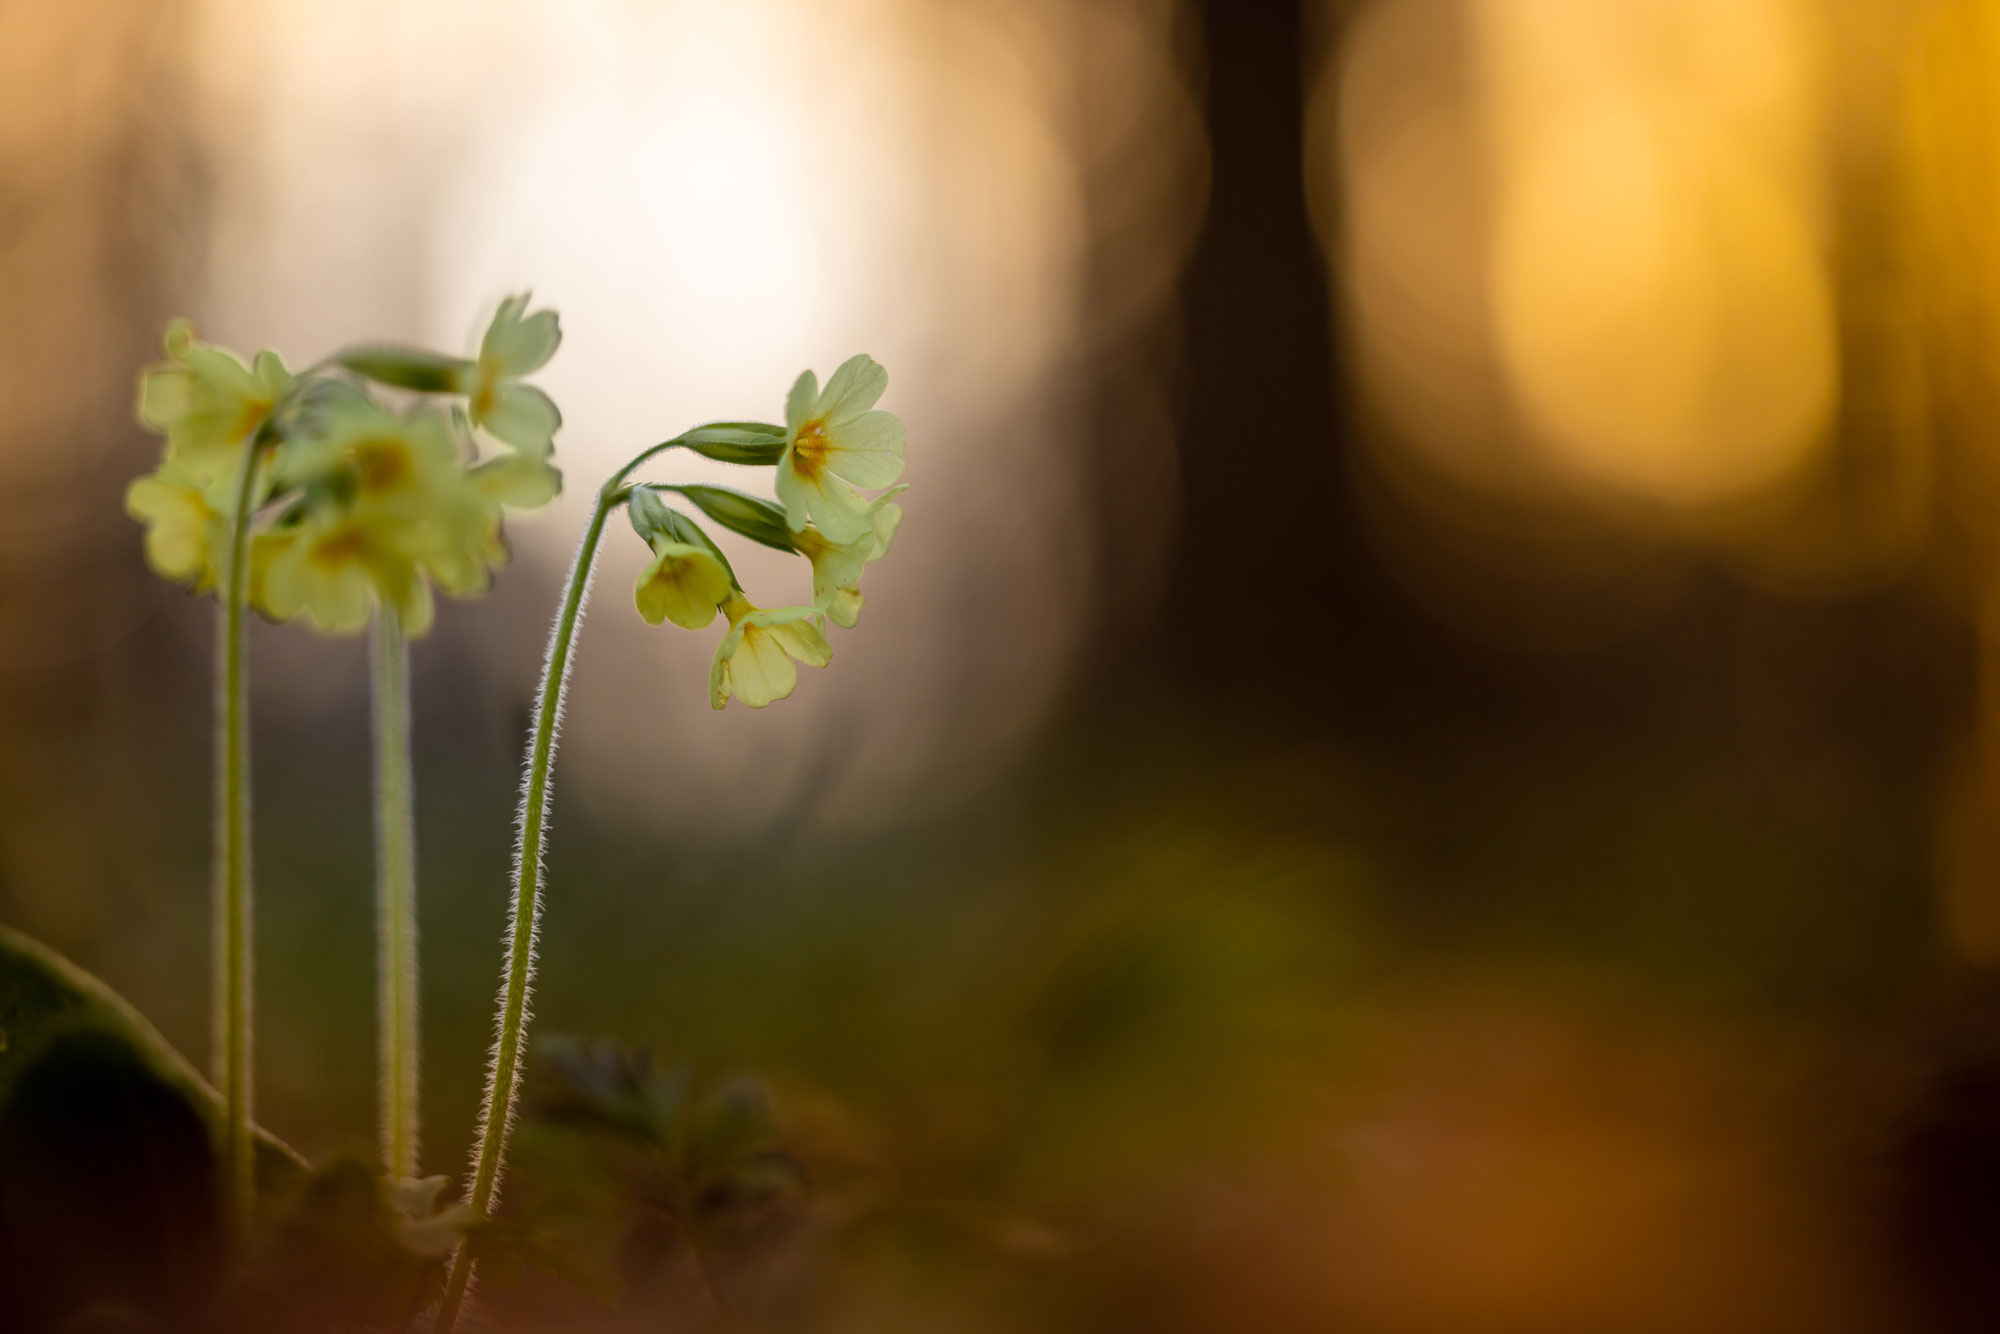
190, 0, 1102, 825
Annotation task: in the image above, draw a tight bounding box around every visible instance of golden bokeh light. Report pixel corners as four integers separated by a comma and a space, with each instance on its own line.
1482, 0, 1836, 506
1324, 0, 1839, 510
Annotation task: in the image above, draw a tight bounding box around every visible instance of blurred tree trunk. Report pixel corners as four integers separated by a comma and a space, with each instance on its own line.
1168, 0, 1345, 656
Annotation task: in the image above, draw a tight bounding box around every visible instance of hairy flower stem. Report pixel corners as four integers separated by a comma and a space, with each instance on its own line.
436, 445, 676, 1332
372, 605, 420, 1179
216, 437, 264, 1234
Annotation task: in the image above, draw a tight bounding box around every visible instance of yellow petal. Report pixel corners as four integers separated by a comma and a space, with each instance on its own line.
727, 624, 802, 707
635, 544, 730, 629
828, 586, 864, 629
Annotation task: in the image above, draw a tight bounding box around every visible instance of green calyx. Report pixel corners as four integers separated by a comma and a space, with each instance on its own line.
674, 421, 788, 466
627, 487, 739, 587
334, 344, 472, 394
669, 483, 797, 553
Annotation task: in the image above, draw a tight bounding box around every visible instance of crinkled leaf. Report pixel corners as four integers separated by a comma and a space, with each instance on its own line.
525, 1038, 805, 1242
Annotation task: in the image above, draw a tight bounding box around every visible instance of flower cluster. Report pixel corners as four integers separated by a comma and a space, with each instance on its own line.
627, 353, 907, 710
127, 298, 565, 635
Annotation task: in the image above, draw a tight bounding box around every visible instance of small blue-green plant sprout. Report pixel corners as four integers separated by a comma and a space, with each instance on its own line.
126, 303, 564, 1224
433, 355, 905, 1331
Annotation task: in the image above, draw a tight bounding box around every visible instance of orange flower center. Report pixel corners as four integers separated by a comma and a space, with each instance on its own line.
791, 421, 832, 480
352, 438, 412, 495
471, 363, 499, 421
309, 526, 368, 570
231, 398, 274, 442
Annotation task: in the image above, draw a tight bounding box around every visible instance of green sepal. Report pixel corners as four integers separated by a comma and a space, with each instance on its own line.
625, 485, 676, 545
676, 421, 787, 466
629, 489, 739, 588
666, 508, 740, 588
673, 484, 797, 553
334, 344, 472, 394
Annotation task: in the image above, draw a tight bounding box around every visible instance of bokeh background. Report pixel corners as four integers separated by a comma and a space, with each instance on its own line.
5, 0, 2000, 1329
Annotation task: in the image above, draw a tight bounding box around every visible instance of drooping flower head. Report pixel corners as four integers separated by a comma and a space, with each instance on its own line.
775, 354, 906, 544
617, 359, 904, 706
626, 485, 734, 630
635, 540, 733, 631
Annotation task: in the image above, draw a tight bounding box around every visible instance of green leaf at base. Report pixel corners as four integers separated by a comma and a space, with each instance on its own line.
0, 923, 306, 1200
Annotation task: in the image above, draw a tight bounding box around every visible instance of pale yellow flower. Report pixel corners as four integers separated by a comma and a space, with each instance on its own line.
460, 293, 562, 457
791, 486, 906, 629
471, 453, 562, 509
124, 466, 231, 590
258, 506, 434, 637
280, 394, 525, 606
136, 320, 291, 485
408, 446, 564, 597
635, 539, 732, 630
128, 310, 562, 630
278, 394, 461, 514
708, 593, 832, 710
775, 355, 905, 544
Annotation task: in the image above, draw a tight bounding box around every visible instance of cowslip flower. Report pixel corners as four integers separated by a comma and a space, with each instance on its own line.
707, 593, 833, 710
471, 452, 562, 509
460, 293, 561, 457
392, 451, 564, 597
775, 354, 905, 544
791, 485, 906, 629
277, 393, 542, 608
279, 394, 464, 516
124, 465, 231, 590
635, 538, 732, 630
258, 505, 436, 636
137, 321, 292, 483
256, 399, 459, 632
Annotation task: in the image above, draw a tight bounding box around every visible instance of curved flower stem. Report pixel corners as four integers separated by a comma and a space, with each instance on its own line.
436, 442, 682, 1332
371, 604, 420, 1179
435, 494, 608, 1328
216, 437, 263, 1234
